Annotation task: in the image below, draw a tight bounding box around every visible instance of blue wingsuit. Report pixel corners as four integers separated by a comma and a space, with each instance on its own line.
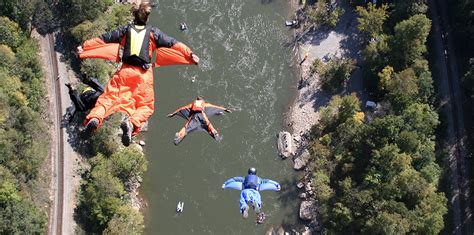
222, 174, 280, 214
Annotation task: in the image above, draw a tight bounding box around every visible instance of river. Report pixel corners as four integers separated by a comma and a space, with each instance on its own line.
141, 0, 300, 234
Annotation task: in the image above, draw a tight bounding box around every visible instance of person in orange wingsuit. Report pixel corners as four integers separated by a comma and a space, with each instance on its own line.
167, 96, 231, 145
76, 2, 199, 146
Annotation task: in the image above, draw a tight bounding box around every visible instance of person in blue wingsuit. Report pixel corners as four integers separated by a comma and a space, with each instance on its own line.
222, 168, 280, 220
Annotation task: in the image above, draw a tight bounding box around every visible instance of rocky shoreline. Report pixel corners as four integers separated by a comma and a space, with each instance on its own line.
278, 0, 362, 233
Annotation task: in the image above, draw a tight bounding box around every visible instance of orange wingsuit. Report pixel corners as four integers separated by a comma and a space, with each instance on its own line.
79, 25, 196, 136
168, 97, 231, 145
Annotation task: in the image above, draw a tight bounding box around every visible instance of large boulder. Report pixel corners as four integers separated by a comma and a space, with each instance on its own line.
293, 149, 310, 170
299, 200, 317, 221
277, 131, 293, 159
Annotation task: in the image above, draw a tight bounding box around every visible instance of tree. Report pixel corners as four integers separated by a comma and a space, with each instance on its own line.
0, 0, 37, 32
391, 0, 428, 23
356, 3, 389, 39
383, 68, 419, 111
60, 0, 114, 26
401, 103, 439, 137
364, 211, 411, 235
362, 34, 390, 93
79, 154, 126, 231
390, 14, 431, 69
364, 145, 412, 195
90, 115, 122, 156
320, 58, 356, 92
103, 206, 144, 235
0, 199, 46, 234
0, 17, 23, 50
0, 45, 15, 67
110, 147, 148, 183
32, 0, 54, 35
306, 0, 344, 29
462, 59, 474, 99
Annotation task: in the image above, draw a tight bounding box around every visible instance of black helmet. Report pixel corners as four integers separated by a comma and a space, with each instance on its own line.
248, 167, 257, 175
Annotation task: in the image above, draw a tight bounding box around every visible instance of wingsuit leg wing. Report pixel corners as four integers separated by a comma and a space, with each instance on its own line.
86, 65, 152, 130
174, 115, 200, 145
129, 69, 155, 135
199, 112, 221, 141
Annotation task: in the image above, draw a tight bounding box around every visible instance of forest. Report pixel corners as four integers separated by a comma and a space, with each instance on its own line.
0, 0, 52, 233
305, 0, 448, 233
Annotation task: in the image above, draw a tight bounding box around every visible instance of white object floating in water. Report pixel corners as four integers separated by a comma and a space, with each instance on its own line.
176, 201, 184, 213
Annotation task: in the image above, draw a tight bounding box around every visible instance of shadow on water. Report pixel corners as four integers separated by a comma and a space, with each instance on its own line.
276, 177, 306, 232
260, 0, 274, 4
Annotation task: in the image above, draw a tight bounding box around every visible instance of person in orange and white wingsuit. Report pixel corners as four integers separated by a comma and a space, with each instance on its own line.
167, 96, 231, 145
76, 2, 199, 146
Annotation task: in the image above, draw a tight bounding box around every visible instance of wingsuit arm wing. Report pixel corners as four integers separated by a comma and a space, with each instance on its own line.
79, 25, 128, 61
155, 42, 196, 67
100, 25, 129, 43
169, 104, 192, 118
79, 38, 121, 61
222, 177, 244, 190
204, 103, 228, 117
151, 27, 196, 67
259, 179, 281, 191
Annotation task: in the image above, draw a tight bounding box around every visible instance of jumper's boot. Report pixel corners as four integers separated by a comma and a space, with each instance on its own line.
121, 117, 132, 146
174, 128, 186, 145
84, 118, 99, 137
65, 83, 73, 91
242, 206, 249, 219
211, 130, 222, 142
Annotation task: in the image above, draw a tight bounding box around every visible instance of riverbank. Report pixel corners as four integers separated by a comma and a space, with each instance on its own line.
285, 1, 362, 154
283, 1, 363, 233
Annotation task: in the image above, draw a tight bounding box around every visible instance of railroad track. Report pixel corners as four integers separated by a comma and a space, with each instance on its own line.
47, 33, 65, 235
430, 0, 472, 233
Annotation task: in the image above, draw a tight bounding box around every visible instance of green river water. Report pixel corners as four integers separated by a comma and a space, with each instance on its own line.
141, 0, 300, 234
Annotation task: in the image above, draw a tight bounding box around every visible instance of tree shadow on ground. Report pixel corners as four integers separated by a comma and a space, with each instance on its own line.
310, 88, 332, 112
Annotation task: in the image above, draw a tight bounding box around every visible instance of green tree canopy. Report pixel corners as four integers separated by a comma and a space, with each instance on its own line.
390, 14, 431, 69
0, 17, 23, 50
356, 3, 389, 39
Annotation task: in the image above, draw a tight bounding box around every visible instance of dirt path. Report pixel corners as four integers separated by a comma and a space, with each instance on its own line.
428, 0, 472, 233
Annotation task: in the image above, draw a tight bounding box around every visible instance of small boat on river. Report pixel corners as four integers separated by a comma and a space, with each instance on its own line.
176, 201, 184, 213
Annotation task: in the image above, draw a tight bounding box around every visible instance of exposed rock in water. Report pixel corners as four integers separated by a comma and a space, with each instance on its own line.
132, 143, 143, 152
299, 200, 317, 221
277, 226, 285, 235
305, 182, 312, 192
265, 226, 274, 235
293, 148, 310, 170
301, 226, 314, 235
138, 140, 146, 146
297, 181, 305, 188
277, 131, 293, 159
